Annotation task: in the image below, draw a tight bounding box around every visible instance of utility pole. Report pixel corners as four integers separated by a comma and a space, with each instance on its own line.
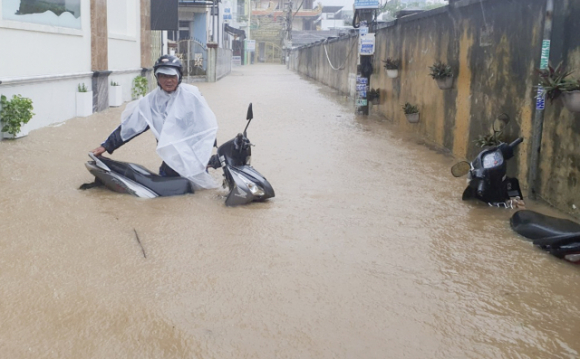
354, 1, 378, 116
528, 0, 554, 200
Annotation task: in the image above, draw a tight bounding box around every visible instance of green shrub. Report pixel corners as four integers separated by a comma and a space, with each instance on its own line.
0, 94, 34, 137
132, 76, 148, 99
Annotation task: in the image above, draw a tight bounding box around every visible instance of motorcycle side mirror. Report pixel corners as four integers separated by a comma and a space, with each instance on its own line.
246, 103, 253, 121
493, 113, 510, 133
451, 161, 471, 177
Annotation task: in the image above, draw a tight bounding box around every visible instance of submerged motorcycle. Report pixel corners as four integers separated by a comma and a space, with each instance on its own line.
510, 210, 580, 264
83, 103, 275, 206
451, 137, 524, 207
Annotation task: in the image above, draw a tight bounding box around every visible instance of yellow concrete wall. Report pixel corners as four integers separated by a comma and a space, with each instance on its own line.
291, 0, 580, 217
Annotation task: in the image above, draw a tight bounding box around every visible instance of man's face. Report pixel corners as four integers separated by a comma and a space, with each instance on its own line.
157, 73, 179, 92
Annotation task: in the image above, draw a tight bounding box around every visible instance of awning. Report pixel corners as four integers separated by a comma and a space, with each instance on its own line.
224, 24, 246, 39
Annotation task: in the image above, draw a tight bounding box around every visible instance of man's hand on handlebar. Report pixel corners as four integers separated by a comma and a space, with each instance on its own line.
91, 146, 106, 156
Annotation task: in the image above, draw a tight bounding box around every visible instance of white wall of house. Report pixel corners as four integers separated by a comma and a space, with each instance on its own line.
0, 0, 143, 138
108, 0, 142, 104
0, 0, 92, 135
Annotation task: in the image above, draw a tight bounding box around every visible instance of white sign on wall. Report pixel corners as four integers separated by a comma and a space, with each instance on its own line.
245, 40, 256, 52
359, 33, 375, 55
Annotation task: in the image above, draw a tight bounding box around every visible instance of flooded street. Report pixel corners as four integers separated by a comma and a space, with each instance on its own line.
1, 64, 579, 358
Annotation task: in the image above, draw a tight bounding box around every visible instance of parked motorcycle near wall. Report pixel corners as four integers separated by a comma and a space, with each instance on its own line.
451, 137, 524, 207
510, 210, 580, 264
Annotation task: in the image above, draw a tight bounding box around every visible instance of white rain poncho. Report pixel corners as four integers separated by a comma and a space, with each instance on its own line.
119, 84, 218, 190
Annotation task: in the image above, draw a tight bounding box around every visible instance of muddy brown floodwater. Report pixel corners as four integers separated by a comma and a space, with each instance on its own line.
1, 64, 579, 359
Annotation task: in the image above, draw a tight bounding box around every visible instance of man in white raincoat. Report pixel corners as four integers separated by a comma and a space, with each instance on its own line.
91, 55, 218, 190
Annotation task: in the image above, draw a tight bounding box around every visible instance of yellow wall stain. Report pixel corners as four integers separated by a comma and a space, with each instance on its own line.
452, 24, 473, 158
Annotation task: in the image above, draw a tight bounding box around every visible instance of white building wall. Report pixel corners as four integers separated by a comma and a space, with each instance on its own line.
108, 0, 142, 104
0, 0, 143, 137
0, 0, 92, 135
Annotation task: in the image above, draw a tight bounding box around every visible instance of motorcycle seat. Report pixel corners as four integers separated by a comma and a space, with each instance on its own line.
98, 157, 193, 196
510, 210, 580, 246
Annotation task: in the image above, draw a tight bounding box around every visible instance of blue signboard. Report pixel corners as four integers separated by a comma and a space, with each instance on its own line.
356, 77, 368, 84
354, 0, 379, 9
536, 86, 545, 110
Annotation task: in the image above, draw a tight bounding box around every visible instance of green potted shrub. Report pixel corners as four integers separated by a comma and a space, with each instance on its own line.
429, 61, 453, 89
383, 58, 401, 78
132, 76, 148, 99
0, 94, 34, 138
368, 88, 380, 105
76, 83, 93, 117
109, 80, 123, 107
560, 79, 580, 113
402, 102, 419, 123
537, 62, 580, 112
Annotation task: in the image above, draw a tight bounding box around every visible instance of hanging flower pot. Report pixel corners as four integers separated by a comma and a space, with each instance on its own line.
429, 61, 454, 90
562, 90, 580, 113
436, 75, 453, 90
383, 58, 400, 79
405, 112, 420, 123
402, 102, 419, 123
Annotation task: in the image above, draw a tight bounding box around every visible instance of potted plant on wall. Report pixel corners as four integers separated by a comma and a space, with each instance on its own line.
109, 81, 123, 107
383, 58, 401, 78
368, 88, 381, 105
561, 79, 580, 112
402, 102, 420, 123
429, 61, 453, 89
537, 62, 580, 113
76, 83, 93, 117
0, 94, 34, 139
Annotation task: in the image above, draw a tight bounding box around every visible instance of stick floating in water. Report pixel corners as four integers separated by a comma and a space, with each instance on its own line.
133, 229, 147, 258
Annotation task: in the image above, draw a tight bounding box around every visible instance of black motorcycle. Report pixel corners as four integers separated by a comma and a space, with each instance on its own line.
451, 137, 524, 206
510, 210, 580, 264
209, 103, 275, 206
84, 103, 275, 206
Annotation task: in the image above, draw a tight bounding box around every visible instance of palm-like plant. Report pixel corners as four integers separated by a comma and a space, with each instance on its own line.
537, 62, 573, 103
429, 61, 452, 79
383, 58, 400, 70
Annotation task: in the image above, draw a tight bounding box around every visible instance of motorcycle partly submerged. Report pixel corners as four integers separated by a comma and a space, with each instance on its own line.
510, 210, 580, 264
83, 103, 275, 206
451, 137, 524, 207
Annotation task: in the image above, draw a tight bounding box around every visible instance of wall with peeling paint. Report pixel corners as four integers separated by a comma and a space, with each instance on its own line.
290, 0, 580, 217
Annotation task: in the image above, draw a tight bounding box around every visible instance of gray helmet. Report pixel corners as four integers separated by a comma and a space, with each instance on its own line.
153, 55, 183, 86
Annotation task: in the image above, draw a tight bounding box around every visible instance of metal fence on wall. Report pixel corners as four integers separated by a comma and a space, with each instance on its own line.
177, 39, 208, 77
151, 31, 163, 64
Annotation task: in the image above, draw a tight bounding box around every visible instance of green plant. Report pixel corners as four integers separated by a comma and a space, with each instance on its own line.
110, 81, 120, 86
429, 61, 453, 79
536, 62, 574, 103
132, 76, 148, 99
0, 94, 34, 137
402, 102, 419, 114
368, 88, 380, 104
561, 78, 580, 92
78, 83, 88, 92
473, 131, 504, 148
383, 58, 400, 70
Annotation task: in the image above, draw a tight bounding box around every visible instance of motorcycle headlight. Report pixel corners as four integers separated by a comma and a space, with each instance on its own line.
239, 175, 265, 196
482, 150, 504, 169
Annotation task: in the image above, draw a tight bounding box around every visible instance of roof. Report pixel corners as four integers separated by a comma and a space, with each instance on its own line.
291, 29, 351, 47
321, 6, 344, 13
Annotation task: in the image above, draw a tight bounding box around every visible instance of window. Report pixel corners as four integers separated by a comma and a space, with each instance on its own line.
2, 0, 82, 29
107, 0, 137, 38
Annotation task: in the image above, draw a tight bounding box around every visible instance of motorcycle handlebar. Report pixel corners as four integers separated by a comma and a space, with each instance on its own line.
509, 137, 523, 148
